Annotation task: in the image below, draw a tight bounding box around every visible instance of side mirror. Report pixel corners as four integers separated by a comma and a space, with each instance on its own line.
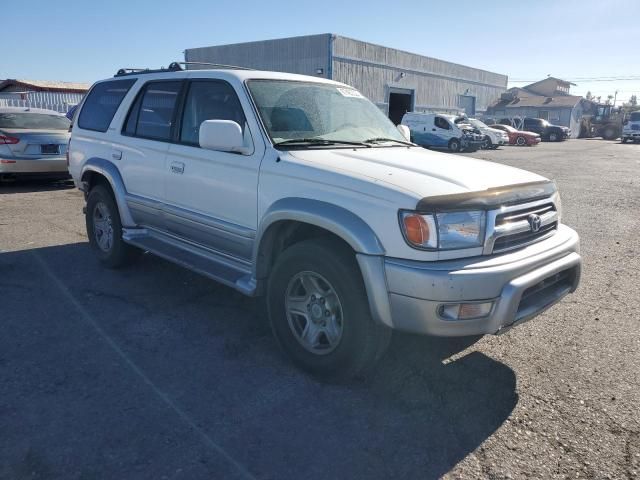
397, 124, 411, 141
199, 120, 250, 154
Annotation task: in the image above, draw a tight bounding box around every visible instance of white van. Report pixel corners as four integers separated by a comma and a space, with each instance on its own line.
621, 111, 640, 143
401, 112, 484, 152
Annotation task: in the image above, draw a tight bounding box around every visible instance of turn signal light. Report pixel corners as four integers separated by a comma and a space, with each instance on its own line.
439, 302, 493, 320
403, 214, 431, 245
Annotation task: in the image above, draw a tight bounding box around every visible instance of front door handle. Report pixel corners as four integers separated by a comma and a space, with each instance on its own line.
170, 161, 185, 174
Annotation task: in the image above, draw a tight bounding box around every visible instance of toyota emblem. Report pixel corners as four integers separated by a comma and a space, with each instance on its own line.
528, 214, 542, 233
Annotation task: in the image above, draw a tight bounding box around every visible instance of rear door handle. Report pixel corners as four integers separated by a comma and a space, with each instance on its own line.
170, 161, 185, 174
111, 150, 122, 160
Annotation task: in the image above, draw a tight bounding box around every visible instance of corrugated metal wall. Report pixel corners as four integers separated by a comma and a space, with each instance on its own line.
185, 34, 331, 78
184, 34, 508, 114
331, 36, 507, 113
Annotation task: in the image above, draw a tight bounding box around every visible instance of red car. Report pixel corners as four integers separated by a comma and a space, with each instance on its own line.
489, 124, 541, 146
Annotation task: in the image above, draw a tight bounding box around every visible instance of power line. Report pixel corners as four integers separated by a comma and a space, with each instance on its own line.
510, 76, 640, 83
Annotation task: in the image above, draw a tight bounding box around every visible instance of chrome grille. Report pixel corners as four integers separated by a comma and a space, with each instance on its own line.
486, 200, 558, 254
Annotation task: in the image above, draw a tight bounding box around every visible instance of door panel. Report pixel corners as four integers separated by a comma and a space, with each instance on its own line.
163, 79, 261, 259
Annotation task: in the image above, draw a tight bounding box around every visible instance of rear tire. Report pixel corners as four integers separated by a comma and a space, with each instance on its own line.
267, 238, 391, 381
86, 185, 138, 268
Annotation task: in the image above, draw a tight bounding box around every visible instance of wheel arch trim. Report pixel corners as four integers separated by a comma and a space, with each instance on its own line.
80, 157, 136, 227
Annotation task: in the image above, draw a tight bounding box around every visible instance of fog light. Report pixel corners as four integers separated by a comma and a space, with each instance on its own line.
439, 302, 493, 320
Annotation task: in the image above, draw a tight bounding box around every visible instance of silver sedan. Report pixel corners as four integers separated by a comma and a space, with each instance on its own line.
0, 107, 71, 180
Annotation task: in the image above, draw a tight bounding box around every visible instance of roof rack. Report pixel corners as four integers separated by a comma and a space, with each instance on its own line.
114, 61, 253, 77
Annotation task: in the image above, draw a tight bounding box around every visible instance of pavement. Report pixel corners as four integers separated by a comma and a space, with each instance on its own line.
0, 139, 638, 480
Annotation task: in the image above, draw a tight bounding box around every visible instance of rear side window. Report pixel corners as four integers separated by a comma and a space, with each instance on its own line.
77, 79, 136, 132
123, 81, 182, 141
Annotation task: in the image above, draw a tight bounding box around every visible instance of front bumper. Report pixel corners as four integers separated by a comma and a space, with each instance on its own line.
380, 224, 581, 336
0, 157, 68, 174
622, 131, 640, 140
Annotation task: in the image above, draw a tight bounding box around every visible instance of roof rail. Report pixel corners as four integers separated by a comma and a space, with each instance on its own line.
170, 61, 254, 71
114, 62, 254, 77
114, 63, 184, 77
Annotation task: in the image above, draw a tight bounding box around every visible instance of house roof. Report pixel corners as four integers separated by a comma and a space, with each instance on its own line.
0, 79, 90, 93
491, 94, 584, 110
526, 76, 577, 89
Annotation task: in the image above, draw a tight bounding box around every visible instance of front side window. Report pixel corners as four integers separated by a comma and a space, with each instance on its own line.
180, 81, 246, 145
78, 79, 136, 132
247, 80, 406, 146
125, 81, 182, 141
434, 116, 450, 130
0, 112, 70, 130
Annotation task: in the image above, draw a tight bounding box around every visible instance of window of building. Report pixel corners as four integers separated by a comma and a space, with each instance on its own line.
538, 110, 549, 121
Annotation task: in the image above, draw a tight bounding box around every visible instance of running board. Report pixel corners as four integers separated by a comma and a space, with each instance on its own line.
122, 228, 256, 296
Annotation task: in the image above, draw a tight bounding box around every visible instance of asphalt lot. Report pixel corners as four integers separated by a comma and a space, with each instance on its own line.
1, 139, 639, 479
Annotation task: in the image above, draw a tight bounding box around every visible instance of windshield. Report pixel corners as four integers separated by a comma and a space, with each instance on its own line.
0, 112, 70, 130
630, 112, 640, 122
247, 80, 406, 146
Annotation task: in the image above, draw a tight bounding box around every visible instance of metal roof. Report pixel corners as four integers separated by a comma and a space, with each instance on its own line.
0, 79, 90, 93
492, 95, 583, 109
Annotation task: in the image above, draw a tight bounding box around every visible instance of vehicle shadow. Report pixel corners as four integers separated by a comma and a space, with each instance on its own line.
1, 243, 517, 480
0, 178, 74, 194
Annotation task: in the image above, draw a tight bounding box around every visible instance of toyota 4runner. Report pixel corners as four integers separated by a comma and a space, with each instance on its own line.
69, 63, 582, 380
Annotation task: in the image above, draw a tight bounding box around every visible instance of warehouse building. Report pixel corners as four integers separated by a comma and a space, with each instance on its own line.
0, 79, 89, 114
185, 34, 508, 124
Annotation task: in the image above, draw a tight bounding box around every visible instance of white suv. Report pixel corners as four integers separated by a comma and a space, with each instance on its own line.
69, 63, 582, 380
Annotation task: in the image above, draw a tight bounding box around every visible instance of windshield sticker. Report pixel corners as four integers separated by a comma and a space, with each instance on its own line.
337, 87, 364, 98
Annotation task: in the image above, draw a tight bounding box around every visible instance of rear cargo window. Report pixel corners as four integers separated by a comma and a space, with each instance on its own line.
77, 79, 136, 132
0, 112, 70, 130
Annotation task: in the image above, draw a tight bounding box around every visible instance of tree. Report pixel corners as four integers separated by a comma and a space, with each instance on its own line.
629, 95, 638, 107
585, 91, 594, 101
605, 95, 614, 105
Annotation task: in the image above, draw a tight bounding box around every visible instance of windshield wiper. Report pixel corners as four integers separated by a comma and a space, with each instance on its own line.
363, 137, 415, 146
274, 138, 372, 147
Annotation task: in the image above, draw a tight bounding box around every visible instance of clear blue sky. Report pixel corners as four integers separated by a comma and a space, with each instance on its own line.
4, 0, 639, 104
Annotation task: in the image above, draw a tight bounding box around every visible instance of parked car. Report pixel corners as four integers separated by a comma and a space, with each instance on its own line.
0, 107, 71, 181
69, 65, 582, 380
401, 112, 484, 152
522, 117, 570, 142
621, 111, 640, 143
457, 117, 509, 149
490, 124, 541, 146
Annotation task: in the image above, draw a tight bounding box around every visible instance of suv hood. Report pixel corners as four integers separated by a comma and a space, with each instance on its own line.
287, 146, 547, 200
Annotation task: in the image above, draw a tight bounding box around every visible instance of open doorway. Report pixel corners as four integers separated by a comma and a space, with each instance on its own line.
388, 90, 414, 125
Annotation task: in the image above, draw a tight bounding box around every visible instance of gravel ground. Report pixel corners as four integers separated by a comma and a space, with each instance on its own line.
0, 139, 638, 479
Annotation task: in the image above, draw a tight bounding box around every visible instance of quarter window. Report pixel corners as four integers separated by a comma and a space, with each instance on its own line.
77, 79, 136, 132
180, 81, 246, 145
124, 81, 183, 141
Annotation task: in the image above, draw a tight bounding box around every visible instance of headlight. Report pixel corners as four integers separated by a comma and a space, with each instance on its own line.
400, 210, 486, 250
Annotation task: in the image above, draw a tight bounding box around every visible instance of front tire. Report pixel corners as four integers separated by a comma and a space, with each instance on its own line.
548, 132, 559, 142
516, 136, 527, 146
267, 238, 391, 381
482, 136, 492, 150
86, 185, 137, 268
448, 138, 461, 152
